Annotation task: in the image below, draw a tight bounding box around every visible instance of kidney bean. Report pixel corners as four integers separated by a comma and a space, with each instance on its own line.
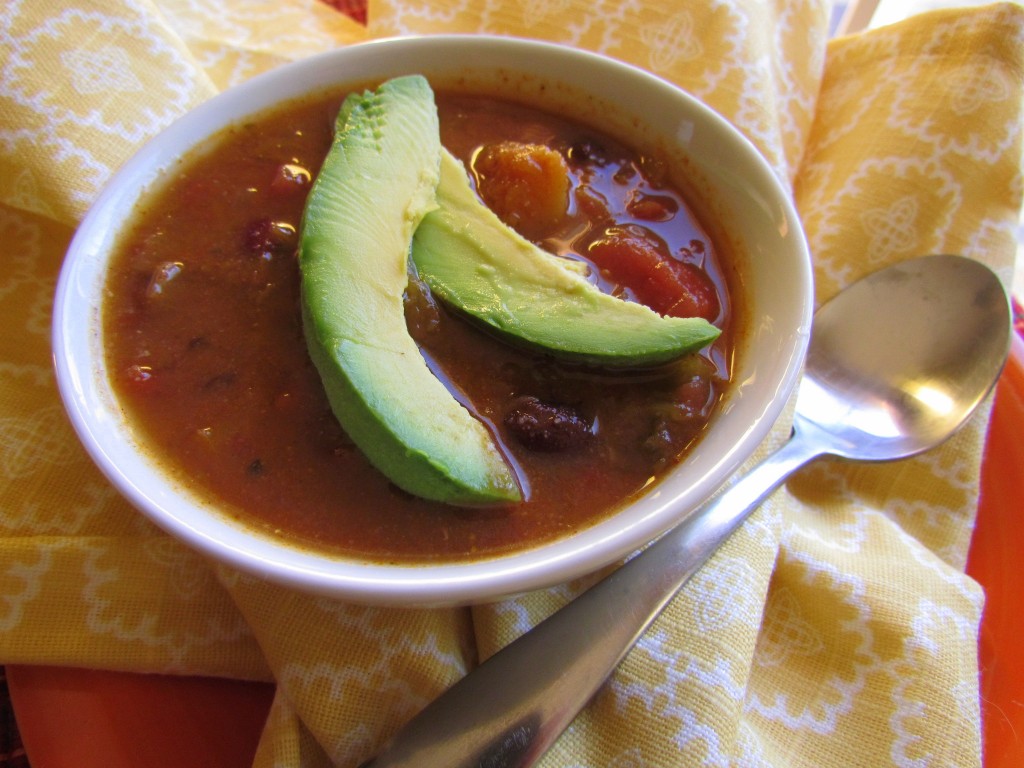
244, 217, 297, 260
145, 261, 183, 298
627, 191, 679, 222
504, 396, 594, 452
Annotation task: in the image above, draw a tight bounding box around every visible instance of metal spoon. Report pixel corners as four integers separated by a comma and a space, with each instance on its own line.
363, 254, 1011, 768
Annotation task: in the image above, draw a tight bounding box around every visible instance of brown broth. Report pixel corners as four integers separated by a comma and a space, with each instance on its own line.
103, 88, 735, 563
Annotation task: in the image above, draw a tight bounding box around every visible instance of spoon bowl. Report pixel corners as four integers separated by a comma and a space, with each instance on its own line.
364, 253, 1012, 768
799, 254, 1012, 461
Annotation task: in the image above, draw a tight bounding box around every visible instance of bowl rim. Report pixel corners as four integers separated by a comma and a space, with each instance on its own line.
53, 34, 813, 606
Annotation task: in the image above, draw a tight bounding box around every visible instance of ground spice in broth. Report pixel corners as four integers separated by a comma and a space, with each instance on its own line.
103, 87, 735, 563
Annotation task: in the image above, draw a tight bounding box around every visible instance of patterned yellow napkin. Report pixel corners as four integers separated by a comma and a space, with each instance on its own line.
1, 1, 1022, 766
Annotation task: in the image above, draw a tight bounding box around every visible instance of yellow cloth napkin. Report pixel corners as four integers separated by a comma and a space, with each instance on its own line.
2, 1, 1022, 766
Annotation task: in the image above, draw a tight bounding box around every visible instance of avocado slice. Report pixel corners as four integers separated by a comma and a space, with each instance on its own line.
299, 76, 520, 505
412, 149, 721, 367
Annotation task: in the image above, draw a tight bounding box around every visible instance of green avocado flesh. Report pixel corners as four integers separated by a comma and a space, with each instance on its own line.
299, 75, 521, 505
411, 148, 722, 367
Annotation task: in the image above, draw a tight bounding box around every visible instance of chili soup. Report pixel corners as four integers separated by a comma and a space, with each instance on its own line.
102, 86, 735, 563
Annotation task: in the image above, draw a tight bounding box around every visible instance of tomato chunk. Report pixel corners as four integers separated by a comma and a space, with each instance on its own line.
587, 224, 719, 321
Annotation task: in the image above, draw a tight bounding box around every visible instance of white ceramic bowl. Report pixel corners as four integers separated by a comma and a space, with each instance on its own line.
53, 36, 812, 606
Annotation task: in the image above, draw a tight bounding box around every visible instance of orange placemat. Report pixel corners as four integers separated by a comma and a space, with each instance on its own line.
971, 332, 1024, 767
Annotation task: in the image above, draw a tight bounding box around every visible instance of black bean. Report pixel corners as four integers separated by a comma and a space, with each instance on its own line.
566, 137, 608, 167
504, 396, 594, 452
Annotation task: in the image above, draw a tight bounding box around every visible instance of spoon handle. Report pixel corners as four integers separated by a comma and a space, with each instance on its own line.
364, 427, 822, 768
